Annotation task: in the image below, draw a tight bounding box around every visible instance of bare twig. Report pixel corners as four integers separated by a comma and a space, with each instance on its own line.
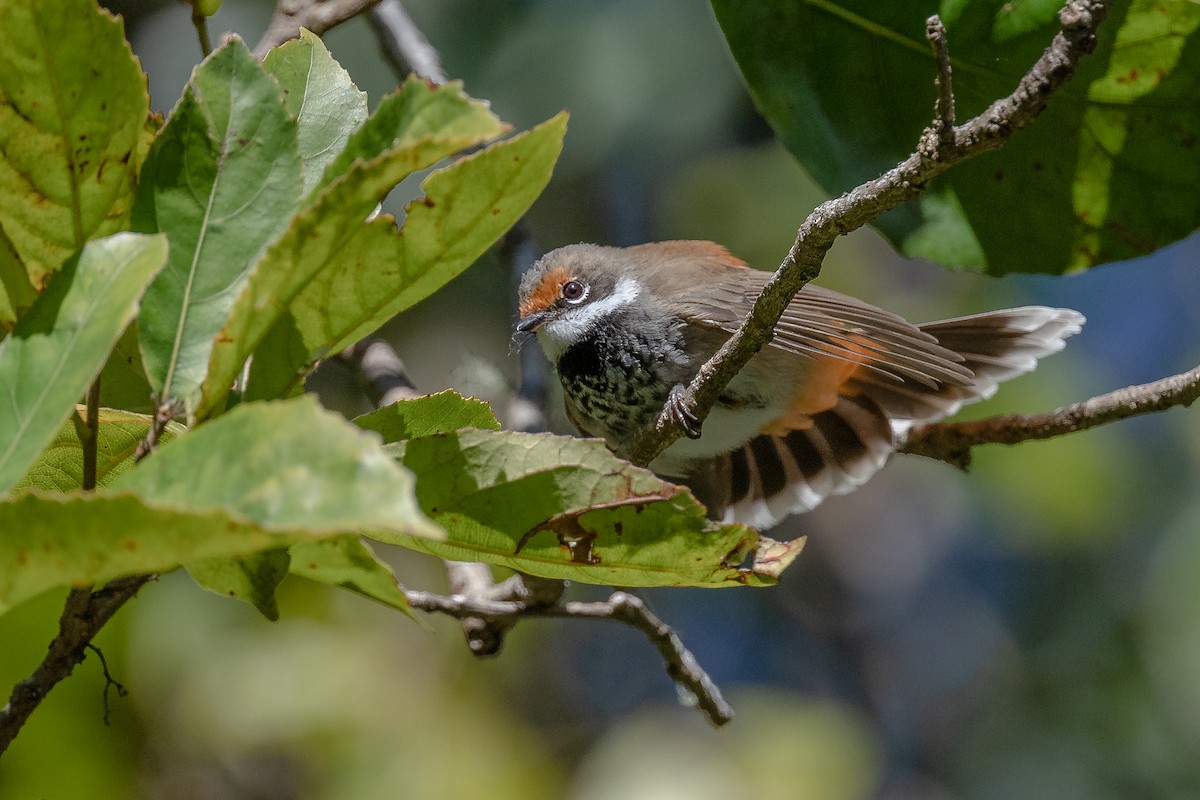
925, 16, 955, 148
623, 0, 1111, 467
367, 0, 447, 82
0, 575, 151, 755
84, 643, 129, 726
903, 363, 1200, 469
133, 401, 176, 463
1, 402, 171, 755
405, 589, 733, 725
253, 0, 381, 58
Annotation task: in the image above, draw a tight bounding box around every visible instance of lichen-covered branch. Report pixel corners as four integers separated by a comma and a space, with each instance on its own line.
902, 363, 1200, 469
622, 0, 1112, 467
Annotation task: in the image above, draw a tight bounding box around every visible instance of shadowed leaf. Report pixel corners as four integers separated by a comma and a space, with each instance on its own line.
712, 0, 1200, 273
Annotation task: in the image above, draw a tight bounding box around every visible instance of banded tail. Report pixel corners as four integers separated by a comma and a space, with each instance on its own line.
691, 306, 1084, 529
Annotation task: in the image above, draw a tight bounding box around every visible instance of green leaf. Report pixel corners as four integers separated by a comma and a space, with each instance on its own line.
711, 0, 1200, 274
111, 395, 439, 616
380, 429, 804, 587
133, 37, 302, 409
0, 0, 149, 286
0, 492, 294, 616
289, 536, 412, 615
188, 548, 291, 620
318, 76, 507, 192
0, 232, 167, 495
114, 395, 441, 539
252, 113, 568, 400
353, 390, 499, 442
98, 324, 155, 414
14, 407, 182, 492
262, 28, 368, 197
194, 80, 505, 418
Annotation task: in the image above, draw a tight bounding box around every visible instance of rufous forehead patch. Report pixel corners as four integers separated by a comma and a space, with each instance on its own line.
519, 266, 571, 318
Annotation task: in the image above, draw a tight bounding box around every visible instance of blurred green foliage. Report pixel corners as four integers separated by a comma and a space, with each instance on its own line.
2, 1, 1199, 798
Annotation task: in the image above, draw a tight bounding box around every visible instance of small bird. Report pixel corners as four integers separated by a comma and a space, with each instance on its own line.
516, 241, 1084, 530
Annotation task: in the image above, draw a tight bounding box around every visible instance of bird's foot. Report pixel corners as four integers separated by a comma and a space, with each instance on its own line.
665, 384, 703, 440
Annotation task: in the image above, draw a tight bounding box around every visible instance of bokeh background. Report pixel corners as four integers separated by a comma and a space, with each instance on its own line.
3, 1, 1200, 798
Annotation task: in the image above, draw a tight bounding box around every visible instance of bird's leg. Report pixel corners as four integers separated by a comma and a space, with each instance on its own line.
665, 383, 703, 439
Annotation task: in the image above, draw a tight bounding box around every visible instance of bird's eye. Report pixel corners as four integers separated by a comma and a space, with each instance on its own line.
561, 280, 587, 303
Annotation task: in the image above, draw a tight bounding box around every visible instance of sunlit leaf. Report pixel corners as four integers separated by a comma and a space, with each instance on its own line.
0, 0, 148, 286
353, 390, 499, 442
13, 406, 181, 492
380, 429, 802, 587
195, 80, 504, 418
263, 28, 368, 196
114, 396, 441, 539
133, 37, 301, 409
0, 232, 167, 495
249, 113, 567, 400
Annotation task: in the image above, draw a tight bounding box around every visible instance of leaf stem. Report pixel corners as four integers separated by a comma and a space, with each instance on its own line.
191, 4, 213, 58
82, 376, 100, 491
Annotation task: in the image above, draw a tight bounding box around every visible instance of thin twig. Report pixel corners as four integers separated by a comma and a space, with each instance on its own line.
367, 0, 447, 82
622, 0, 1111, 467
84, 643, 128, 727
902, 363, 1200, 469
253, 0, 381, 59
0, 398, 171, 754
0, 575, 151, 755
925, 16, 956, 149
132, 401, 176, 464
405, 589, 733, 725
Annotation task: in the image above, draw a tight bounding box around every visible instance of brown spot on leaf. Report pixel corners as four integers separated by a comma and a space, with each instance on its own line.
1115, 69, 1139, 84
122, 540, 137, 551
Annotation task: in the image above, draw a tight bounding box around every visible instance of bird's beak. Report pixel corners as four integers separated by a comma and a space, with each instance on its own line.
515, 311, 547, 333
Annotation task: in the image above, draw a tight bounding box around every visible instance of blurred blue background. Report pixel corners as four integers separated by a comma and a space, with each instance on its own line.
2, 1, 1199, 798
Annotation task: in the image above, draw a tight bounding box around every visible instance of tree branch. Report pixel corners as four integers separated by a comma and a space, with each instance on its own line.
253, 0, 380, 59
0, 575, 151, 756
902, 363, 1200, 469
0, 402, 172, 757
925, 15, 956, 147
622, 0, 1111, 467
405, 589, 734, 725
366, 0, 447, 82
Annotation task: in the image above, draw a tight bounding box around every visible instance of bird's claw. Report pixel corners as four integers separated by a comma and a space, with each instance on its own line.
666, 384, 703, 439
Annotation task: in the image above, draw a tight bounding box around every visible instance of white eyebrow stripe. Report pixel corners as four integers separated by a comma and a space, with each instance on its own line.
538, 276, 642, 359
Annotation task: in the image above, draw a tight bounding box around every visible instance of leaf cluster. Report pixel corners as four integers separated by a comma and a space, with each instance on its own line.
0, 1, 794, 626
